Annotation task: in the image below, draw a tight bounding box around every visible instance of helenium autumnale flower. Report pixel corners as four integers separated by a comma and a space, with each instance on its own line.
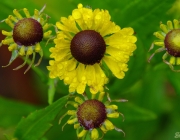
47, 3, 137, 94
149, 19, 180, 72
59, 92, 127, 140
0, 5, 53, 73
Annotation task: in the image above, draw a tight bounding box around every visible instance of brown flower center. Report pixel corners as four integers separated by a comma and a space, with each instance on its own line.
164, 29, 180, 57
70, 30, 106, 65
77, 99, 107, 130
13, 18, 43, 46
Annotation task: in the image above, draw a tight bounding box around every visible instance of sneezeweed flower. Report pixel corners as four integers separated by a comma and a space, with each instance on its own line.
59, 92, 127, 140
0, 5, 53, 73
47, 3, 137, 94
148, 19, 180, 72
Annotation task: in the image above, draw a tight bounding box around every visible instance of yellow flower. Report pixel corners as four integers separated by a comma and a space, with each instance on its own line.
59, 92, 126, 140
1, 5, 53, 73
47, 3, 137, 94
148, 19, 180, 72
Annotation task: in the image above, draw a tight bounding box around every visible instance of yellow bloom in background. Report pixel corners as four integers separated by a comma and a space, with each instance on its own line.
47, 3, 137, 94
59, 92, 126, 140
0, 5, 52, 73
149, 19, 180, 72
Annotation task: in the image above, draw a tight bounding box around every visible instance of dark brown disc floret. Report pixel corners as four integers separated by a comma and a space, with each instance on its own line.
70, 30, 106, 65
13, 18, 43, 46
164, 29, 180, 57
77, 99, 107, 130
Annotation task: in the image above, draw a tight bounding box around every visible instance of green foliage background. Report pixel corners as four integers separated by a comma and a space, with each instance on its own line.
0, 0, 180, 140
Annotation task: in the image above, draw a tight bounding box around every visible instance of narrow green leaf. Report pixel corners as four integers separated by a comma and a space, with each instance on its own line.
13, 96, 68, 140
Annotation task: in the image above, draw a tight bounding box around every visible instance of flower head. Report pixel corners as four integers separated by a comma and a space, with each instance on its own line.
59, 92, 126, 140
0, 5, 53, 73
148, 19, 180, 72
47, 3, 137, 94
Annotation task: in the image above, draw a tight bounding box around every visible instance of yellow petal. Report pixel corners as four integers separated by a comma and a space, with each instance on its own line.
94, 64, 107, 84
154, 41, 164, 46
77, 64, 86, 82
106, 47, 130, 63
100, 125, 107, 133
8, 43, 17, 51
2, 38, 14, 45
86, 65, 95, 85
170, 56, 176, 65
19, 46, 26, 56
106, 105, 118, 110
13, 9, 23, 19
98, 91, 105, 101
51, 48, 69, 61
8, 15, 18, 22
43, 30, 52, 38
177, 58, 180, 65
72, 9, 82, 20
120, 27, 134, 35
107, 112, 119, 118
64, 71, 76, 84
78, 129, 87, 138
33, 9, 39, 20
167, 20, 173, 30
59, 16, 79, 33
67, 118, 77, 124
27, 47, 33, 55
43, 23, 50, 31
74, 123, 80, 129
160, 24, 168, 33
67, 110, 76, 115
69, 80, 78, 93
104, 119, 114, 130
66, 59, 77, 71
91, 129, 99, 140
78, 3, 83, 8
23, 8, 31, 18
35, 43, 41, 52
75, 96, 84, 104
173, 19, 179, 29
5, 18, 14, 28
2, 30, 13, 36
153, 32, 165, 40
77, 82, 86, 94
103, 56, 125, 79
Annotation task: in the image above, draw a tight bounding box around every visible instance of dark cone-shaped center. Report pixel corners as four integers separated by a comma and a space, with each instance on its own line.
13, 18, 43, 46
70, 30, 106, 65
77, 99, 107, 130
164, 29, 180, 57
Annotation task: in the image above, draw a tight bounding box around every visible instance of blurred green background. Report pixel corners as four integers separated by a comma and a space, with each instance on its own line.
0, 0, 180, 140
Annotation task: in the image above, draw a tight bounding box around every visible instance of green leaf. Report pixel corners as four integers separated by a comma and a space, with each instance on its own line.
119, 102, 157, 122
13, 96, 68, 140
167, 71, 180, 95
0, 97, 37, 128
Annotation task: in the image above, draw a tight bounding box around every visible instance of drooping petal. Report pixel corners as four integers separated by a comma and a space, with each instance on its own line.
47, 3, 136, 94
103, 56, 125, 79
